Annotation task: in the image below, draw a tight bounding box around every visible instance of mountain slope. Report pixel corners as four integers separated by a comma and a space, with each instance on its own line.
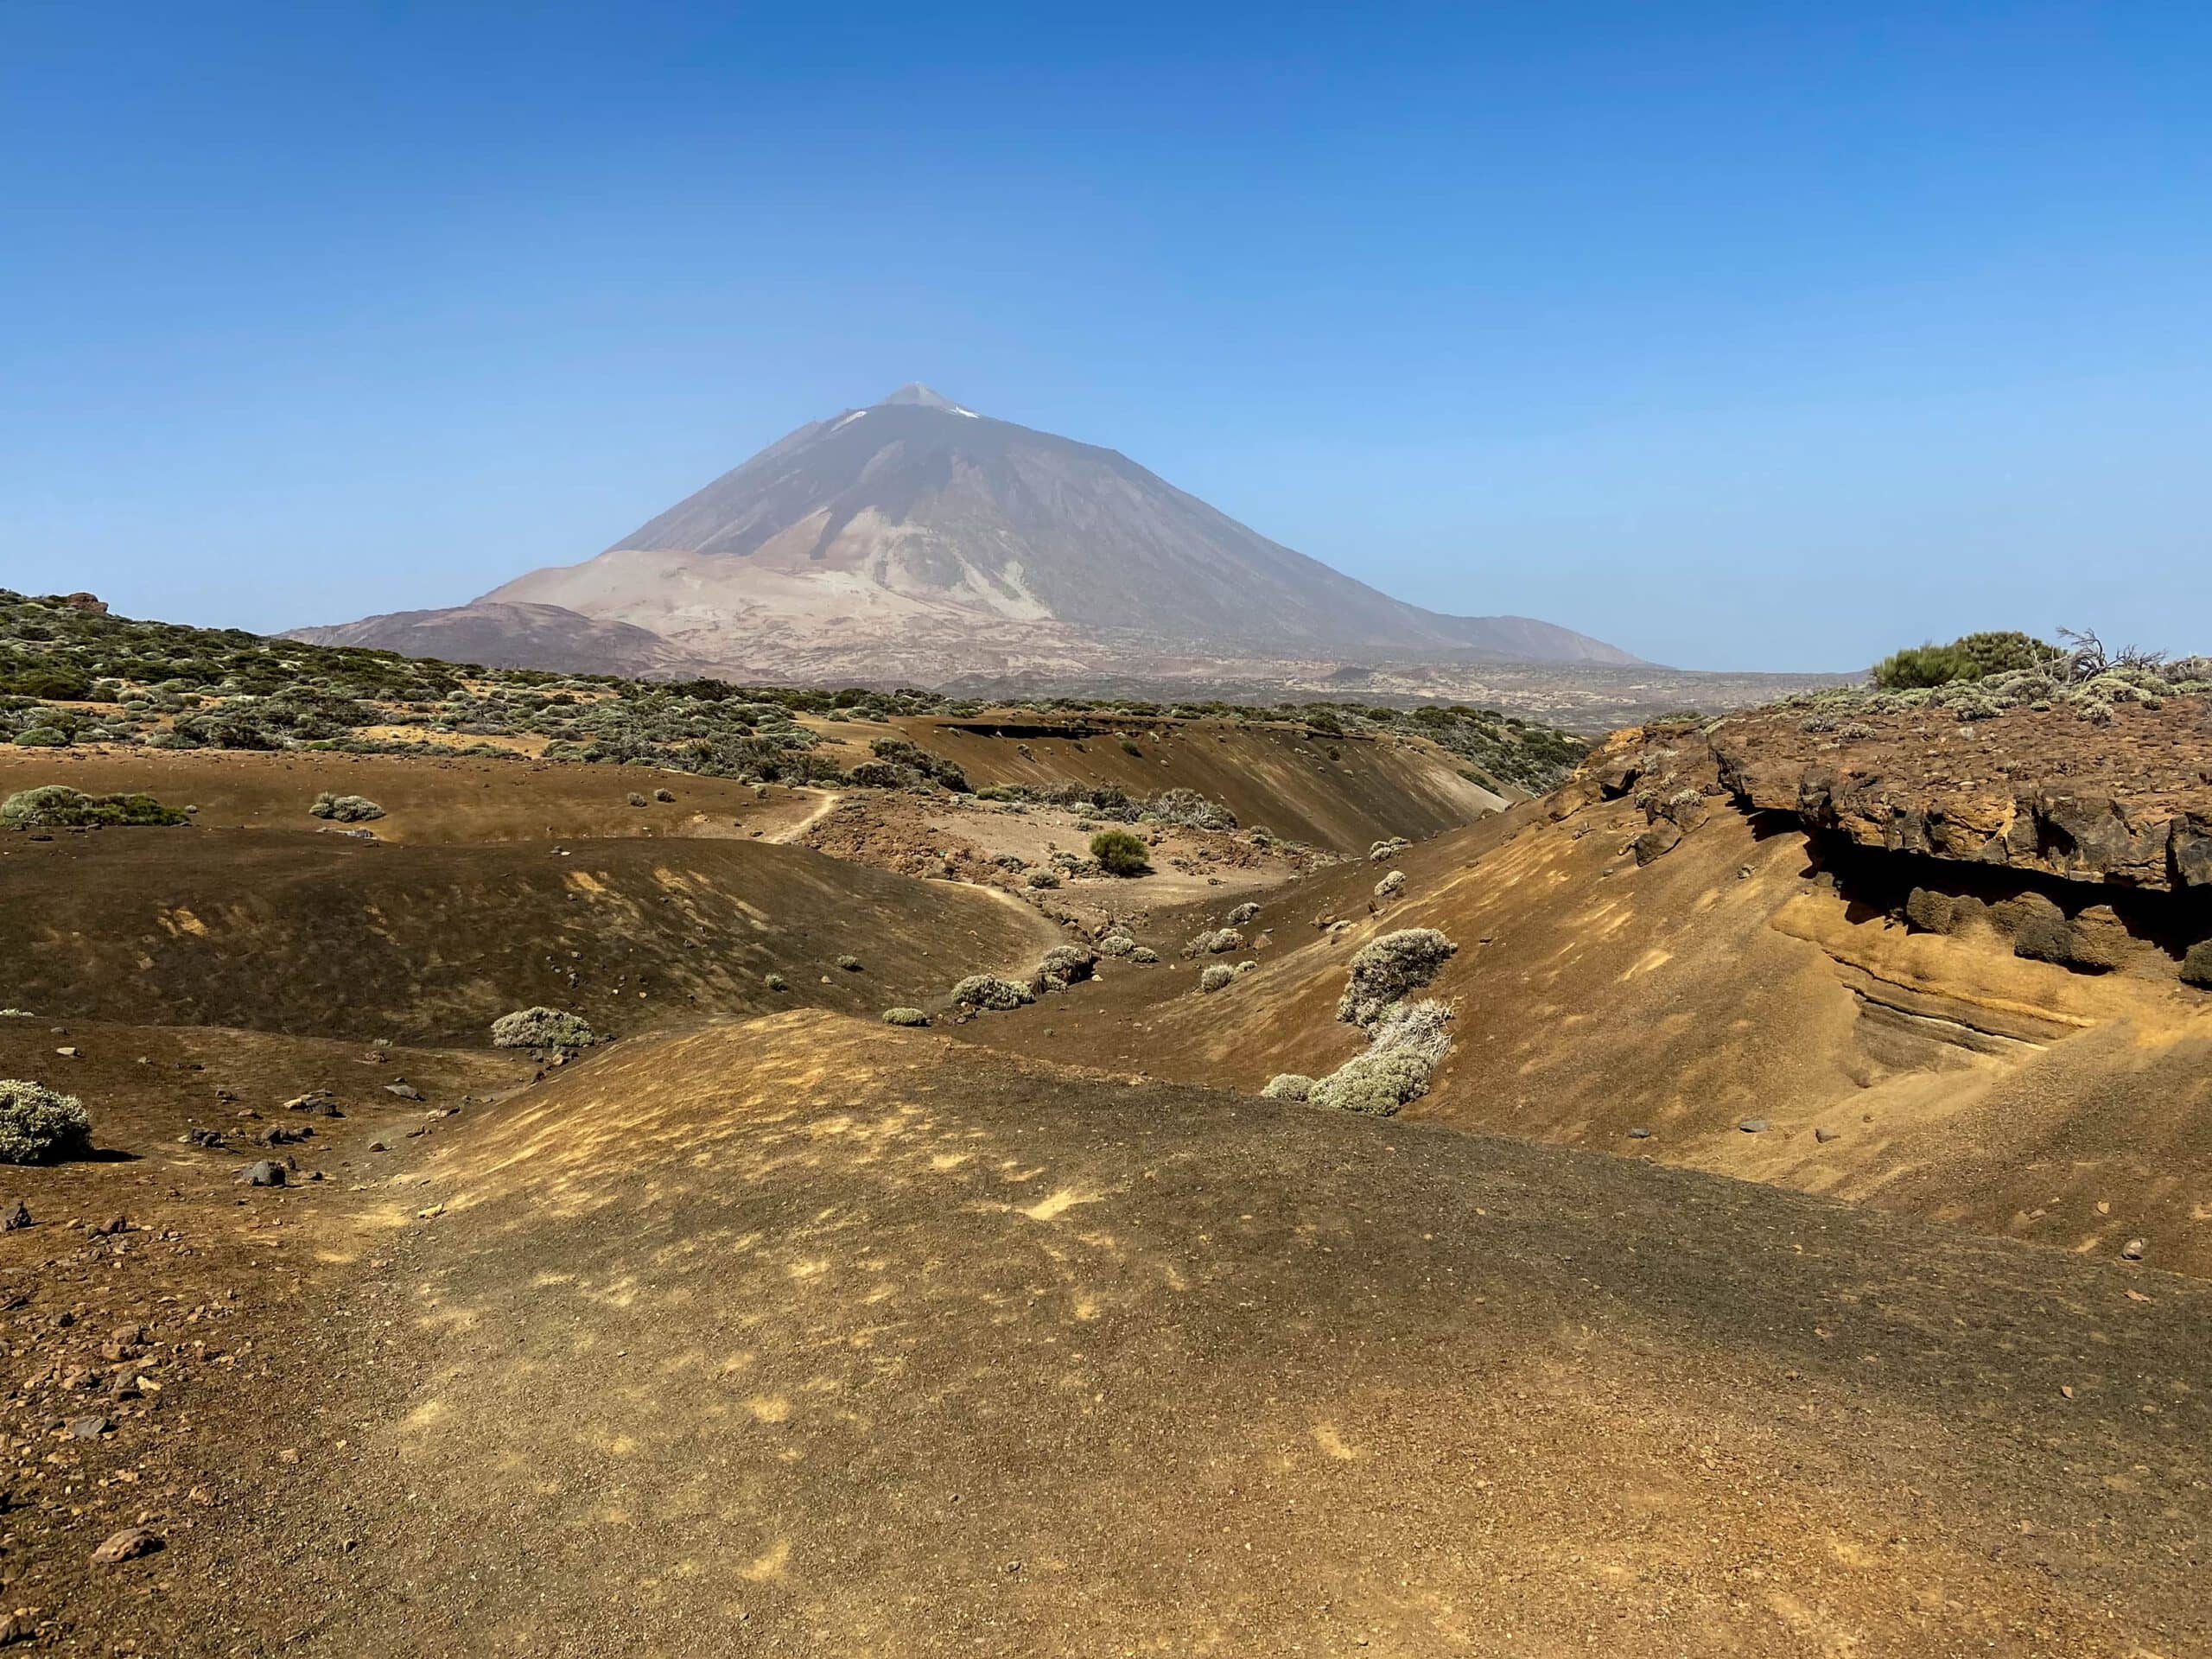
285, 600, 695, 676
301, 385, 1636, 683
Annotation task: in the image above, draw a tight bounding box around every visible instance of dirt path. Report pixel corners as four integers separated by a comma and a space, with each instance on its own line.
759, 786, 842, 843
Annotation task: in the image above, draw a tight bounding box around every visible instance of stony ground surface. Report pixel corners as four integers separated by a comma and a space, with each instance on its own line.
0, 1016, 529, 1653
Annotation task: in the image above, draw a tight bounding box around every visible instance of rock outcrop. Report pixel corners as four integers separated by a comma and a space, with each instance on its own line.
1569, 696, 2212, 893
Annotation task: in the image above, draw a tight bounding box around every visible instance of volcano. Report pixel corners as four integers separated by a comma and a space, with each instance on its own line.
294, 384, 1635, 683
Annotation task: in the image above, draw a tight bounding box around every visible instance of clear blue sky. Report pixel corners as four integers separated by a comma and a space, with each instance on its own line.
4, 3, 2209, 671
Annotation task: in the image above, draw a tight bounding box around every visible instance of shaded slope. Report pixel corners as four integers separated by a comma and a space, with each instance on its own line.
283, 601, 698, 677
264, 1013, 2212, 1656
0, 829, 1058, 1044
806, 711, 1512, 851
0, 749, 824, 843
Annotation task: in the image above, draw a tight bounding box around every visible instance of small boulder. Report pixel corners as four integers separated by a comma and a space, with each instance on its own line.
90, 1526, 162, 1566
236, 1160, 287, 1187
1630, 823, 1683, 866
2182, 939, 2212, 989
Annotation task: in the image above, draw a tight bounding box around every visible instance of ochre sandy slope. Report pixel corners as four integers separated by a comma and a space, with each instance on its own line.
218, 1013, 2212, 1658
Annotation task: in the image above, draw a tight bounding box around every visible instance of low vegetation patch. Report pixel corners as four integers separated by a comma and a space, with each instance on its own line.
489, 1007, 598, 1052
0, 1079, 92, 1164
950, 974, 1033, 1012
1306, 1048, 1436, 1116
308, 791, 385, 823
1037, 944, 1097, 989
880, 1007, 929, 1027
1789, 627, 2212, 727
1337, 929, 1458, 1028
0, 589, 1589, 793
0, 785, 187, 829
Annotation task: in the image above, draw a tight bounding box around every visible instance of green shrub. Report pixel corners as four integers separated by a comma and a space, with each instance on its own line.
0, 785, 187, 828
489, 1007, 597, 1051
1872, 643, 1982, 690
881, 1007, 929, 1027
1025, 869, 1061, 889
1089, 829, 1151, 876
1260, 1074, 1313, 1101
1198, 963, 1234, 993
1955, 631, 2059, 677
0, 1079, 92, 1163
1872, 631, 2056, 690
1188, 926, 1243, 956
1226, 902, 1261, 925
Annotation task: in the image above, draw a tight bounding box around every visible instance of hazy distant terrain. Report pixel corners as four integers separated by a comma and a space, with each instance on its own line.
289, 385, 1855, 724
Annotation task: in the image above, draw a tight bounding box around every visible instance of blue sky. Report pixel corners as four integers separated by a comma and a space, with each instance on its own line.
3, 2, 2208, 671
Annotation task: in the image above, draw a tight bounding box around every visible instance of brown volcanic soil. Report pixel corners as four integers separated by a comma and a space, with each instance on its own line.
0, 1015, 531, 1654
0, 825, 1058, 1045
0, 748, 825, 844
8, 741, 2212, 1654
804, 711, 1509, 853
194, 1014, 2212, 1657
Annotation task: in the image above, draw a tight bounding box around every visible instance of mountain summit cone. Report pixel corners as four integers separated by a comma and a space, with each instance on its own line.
295, 386, 1635, 683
